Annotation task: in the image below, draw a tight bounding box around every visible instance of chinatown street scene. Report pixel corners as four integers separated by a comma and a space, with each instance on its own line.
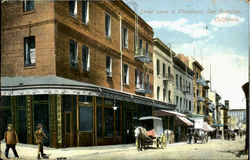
0, 0, 249, 160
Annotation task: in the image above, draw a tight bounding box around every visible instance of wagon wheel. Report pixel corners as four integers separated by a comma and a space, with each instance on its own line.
161, 134, 167, 149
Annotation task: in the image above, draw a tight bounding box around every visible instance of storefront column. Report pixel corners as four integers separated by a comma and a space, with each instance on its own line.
57, 95, 63, 148
26, 95, 33, 144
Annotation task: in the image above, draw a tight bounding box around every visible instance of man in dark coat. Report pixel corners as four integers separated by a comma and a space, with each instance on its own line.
4, 124, 19, 159
34, 124, 48, 159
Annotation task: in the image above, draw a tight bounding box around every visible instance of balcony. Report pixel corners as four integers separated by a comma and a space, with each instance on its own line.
134, 49, 152, 63
197, 78, 209, 89
135, 82, 153, 94
163, 74, 174, 82
197, 96, 205, 102
182, 87, 190, 94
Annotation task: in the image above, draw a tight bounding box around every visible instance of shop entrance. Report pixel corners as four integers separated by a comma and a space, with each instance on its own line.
33, 103, 49, 146
64, 112, 73, 147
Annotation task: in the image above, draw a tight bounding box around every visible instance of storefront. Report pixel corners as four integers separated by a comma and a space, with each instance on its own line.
1, 76, 175, 148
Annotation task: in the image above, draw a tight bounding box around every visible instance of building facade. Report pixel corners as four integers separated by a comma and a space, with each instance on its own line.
173, 56, 194, 142
228, 109, 247, 125
1, 1, 176, 148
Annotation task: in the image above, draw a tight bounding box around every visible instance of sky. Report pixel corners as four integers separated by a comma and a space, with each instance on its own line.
124, 0, 249, 109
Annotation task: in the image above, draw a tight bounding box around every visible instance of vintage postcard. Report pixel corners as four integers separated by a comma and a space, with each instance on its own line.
0, 0, 249, 159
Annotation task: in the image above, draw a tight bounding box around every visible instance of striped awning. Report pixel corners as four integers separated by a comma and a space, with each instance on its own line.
176, 116, 194, 126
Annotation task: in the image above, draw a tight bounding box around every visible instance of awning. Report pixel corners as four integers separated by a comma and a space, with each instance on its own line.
153, 109, 186, 117
1, 76, 176, 110
203, 122, 215, 131
176, 116, 194, 126
212, 123, 224, 127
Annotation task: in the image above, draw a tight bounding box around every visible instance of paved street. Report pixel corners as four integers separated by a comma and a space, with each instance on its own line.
0, 136, 248, 160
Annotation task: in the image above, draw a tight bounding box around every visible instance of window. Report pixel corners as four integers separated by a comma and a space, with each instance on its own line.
168, 91, 171, 103
123, 64, 129, 85
24, 36, 36, 67
163, 63, 166, 76
139, 39, 143, 49
23, 0, 34, 12
140, 71, 144, 89
180, 98, 182, 109
157, 59, 160, 75
145, 43, 149, 55
97, 107, 102, 138
189, 101, 191, 111
176, 75, 178, 89
105, 13, 111, 37
123, 26, 128, 49
82, 1, 89, 24
63, 95, 72, 111
70, 40, 78, 68
106, 56, 112, 77
157, 86, 160, 100
168, 66, 171, 75
105, 108, 114, 137
17, 96, 26, 107
180, 77, 182, 90
79, 95, 92, 103
189, 82, 191, 93
176, 96, 179, 107
79, 106, 93, 131
1, 96, 11, 107
135, 69, 139, 87
69, 0, 77, 17
146, 74, 150, 89
82, 45, 90, 72
163, 88, 166, 101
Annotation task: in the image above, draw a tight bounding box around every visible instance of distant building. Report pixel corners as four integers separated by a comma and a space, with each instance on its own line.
228, 109, 247, 124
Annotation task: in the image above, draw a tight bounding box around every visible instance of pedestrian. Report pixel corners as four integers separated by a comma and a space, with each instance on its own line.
240, 130, 242, 138
4, 124, 19, 159
34, 124, 48, 159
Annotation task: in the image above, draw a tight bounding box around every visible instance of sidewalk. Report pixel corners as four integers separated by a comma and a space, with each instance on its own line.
0, 139, 223, 160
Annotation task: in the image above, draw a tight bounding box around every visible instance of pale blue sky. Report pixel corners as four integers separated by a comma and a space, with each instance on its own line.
124, 0, 249, 109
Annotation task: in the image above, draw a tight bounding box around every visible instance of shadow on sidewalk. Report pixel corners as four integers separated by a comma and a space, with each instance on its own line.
219, 149, 248, 158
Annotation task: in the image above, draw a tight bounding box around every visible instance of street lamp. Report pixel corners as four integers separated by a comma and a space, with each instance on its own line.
113, 99, 118, 111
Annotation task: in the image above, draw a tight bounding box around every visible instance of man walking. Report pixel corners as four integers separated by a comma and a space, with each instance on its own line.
34, 124, 48, 159
4, 124, 19, 159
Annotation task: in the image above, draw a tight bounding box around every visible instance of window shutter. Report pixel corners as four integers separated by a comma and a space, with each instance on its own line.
110, 57, 112, 75
86, 1, 89, 24
127, 66, 129, 85
74, 0, 78, 16
87, 47, 90, 71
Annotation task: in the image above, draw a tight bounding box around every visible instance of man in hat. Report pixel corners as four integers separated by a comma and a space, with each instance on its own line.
34, 124, 48, 159
4, 124, 19, 159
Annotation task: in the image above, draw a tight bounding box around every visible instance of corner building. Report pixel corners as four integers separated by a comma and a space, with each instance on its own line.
1, 1, 175, 148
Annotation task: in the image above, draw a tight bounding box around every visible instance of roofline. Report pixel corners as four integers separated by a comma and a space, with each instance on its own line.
119, 1, 153, 33
153, 38, 175, 57
173, 56, 194, 76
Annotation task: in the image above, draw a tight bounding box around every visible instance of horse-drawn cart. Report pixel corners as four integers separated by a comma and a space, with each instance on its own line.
134, 116, 167, 151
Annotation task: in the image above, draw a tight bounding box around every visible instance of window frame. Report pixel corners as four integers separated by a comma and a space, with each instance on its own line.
106, 56, 112, 78
123, 64, 129, 85
157, 59, 160, 76
24, 36, 36, 67
69, 0, 78, 18
123, 26, 128, 49
82, 45, 90, 72
70, 40, 78, 68
82, 0, 89, 24
105, 12, 111, 38
23, 0, 34, 12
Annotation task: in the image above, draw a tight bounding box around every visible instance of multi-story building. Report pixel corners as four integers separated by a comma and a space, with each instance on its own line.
173, 56, 194, 142
177, 55, 212, 131
153, 38, 174, 104
208, 91, 223, 138
1, 1, 175, 148
228, 109, 247, 125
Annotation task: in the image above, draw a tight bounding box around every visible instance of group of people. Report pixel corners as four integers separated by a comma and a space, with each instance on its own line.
0, 123, 48, 159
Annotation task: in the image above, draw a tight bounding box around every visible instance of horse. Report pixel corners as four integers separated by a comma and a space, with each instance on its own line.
134, 127, 147, 151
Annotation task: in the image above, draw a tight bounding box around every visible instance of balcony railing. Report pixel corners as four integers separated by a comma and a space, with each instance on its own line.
163, 74, 174, 82
135, 82, 153, 94
182, 87, 190, 94
134, 49, 152, 63
197, 96, 205, 102
197, 78, 209, 89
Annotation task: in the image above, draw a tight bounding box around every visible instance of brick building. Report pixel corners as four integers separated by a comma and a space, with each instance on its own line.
1, 1, 175, 148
